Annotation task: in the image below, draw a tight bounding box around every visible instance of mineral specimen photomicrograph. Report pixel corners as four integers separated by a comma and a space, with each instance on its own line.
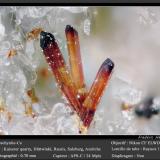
0, 7, 160, 135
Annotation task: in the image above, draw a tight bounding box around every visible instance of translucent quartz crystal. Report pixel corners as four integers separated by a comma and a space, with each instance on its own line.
9, 115, 36, 135
33, 103, 79, 135
112, 77, 142, 105
0, 50, 36, 114
15, 7, 52, 36
0, 22, 5, 40
25, 41, 35, 60
0, 58, 26, 98
0, 113, 10, 135
1, 103, 79, 135
83, 19, 91, 36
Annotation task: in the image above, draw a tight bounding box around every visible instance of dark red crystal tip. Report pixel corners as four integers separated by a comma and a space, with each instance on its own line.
102, 58, 114, 73
65, 25, 78, 35
40, 31, 55, 50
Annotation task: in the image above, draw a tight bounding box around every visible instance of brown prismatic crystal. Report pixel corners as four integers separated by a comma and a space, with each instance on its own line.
40, 31, 81, 114
65, 25, 86, 102
81, 58, 114, 127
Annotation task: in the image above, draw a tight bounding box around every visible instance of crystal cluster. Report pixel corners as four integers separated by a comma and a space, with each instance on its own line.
40, 25, 114, 131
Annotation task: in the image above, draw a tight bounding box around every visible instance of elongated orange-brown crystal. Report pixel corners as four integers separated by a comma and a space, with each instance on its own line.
65, 25, 86, 102
81, 58, 114, 127
40, 31, 81, 114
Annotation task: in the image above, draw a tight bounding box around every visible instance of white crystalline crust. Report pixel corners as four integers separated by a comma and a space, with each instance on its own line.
7, 103, 79, 135
33, 103, 80, 135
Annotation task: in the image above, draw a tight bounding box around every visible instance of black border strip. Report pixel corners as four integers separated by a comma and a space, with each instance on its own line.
0, 3, 159, 6
0, 2, 159, 5
0, 135, 156, 139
